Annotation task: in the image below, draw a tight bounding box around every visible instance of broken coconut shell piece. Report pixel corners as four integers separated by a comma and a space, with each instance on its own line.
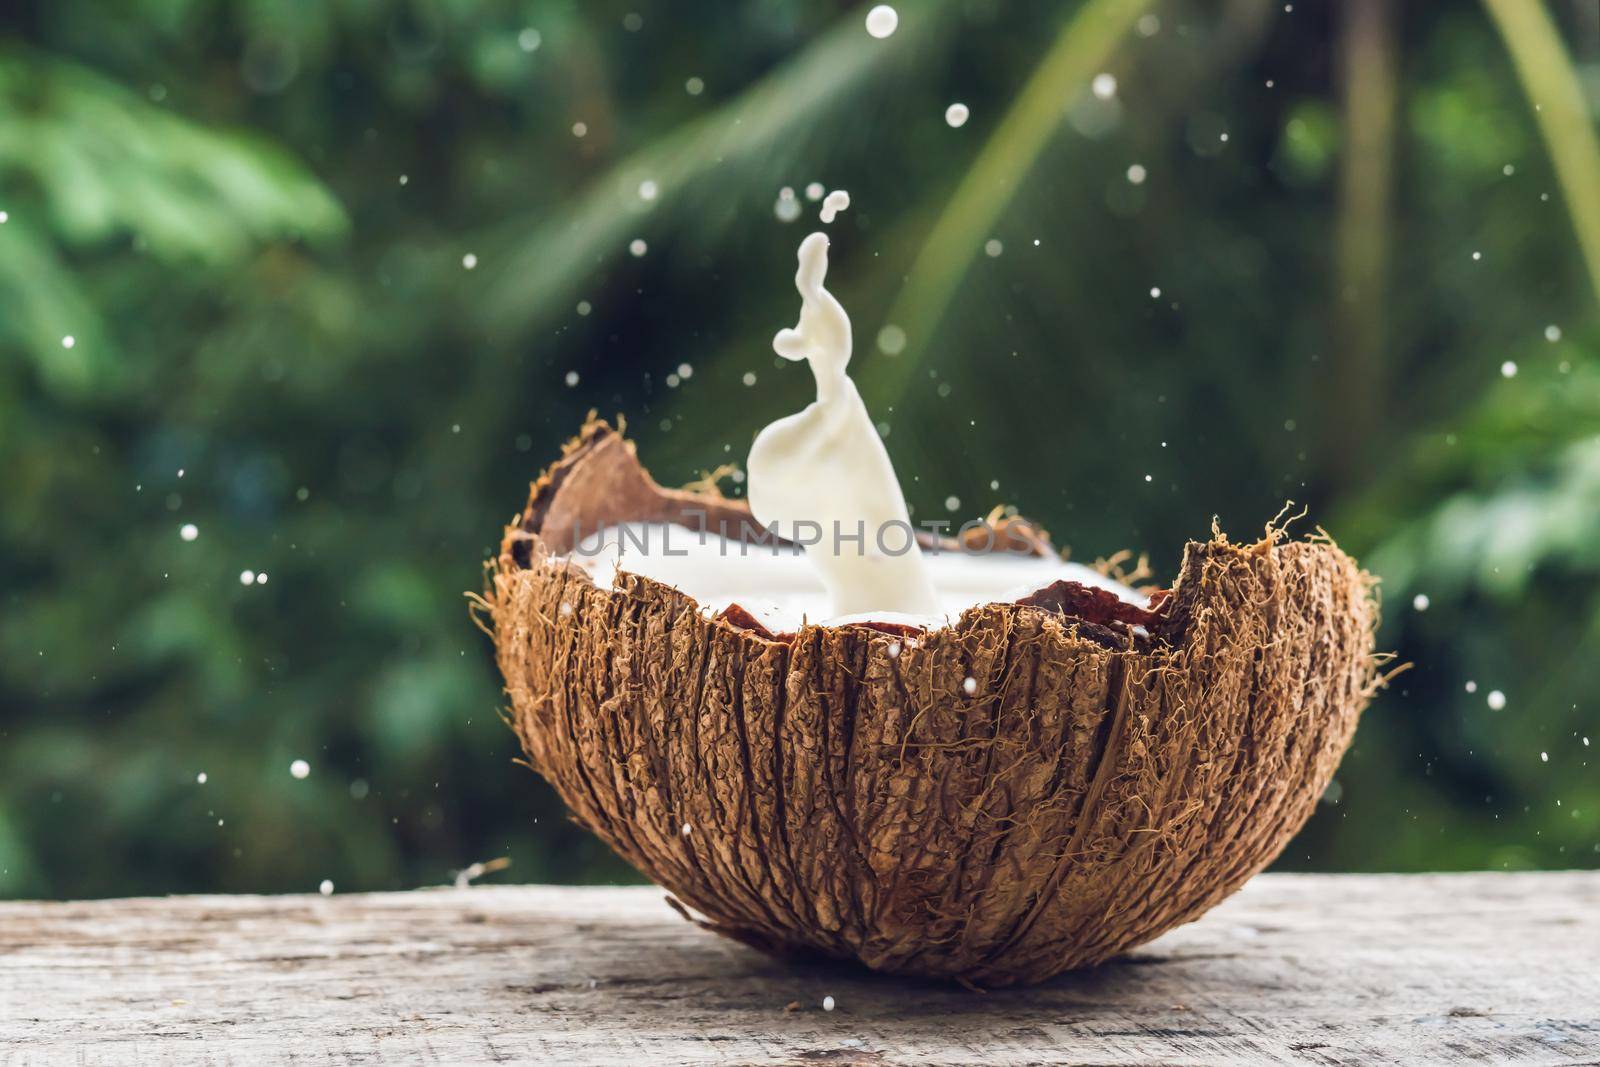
482, 418, 1382, 987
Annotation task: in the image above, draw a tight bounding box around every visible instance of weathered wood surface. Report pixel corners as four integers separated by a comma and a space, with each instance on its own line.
1, 873, 1596, 1066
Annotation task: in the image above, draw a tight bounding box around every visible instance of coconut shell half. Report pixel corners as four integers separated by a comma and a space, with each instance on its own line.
483, 419, 1382, 987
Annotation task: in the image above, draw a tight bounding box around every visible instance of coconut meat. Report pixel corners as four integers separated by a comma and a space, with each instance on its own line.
571, 522, 1141, 633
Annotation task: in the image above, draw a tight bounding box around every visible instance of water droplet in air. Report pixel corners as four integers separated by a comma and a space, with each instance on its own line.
1487, 690, 1507, 711
629, 239, 648, 257
197, 772, 208, 784
180, 523, 199, 542
1127, 164, 1147, 184
804, 182, 825, 202
877, 325, 907, 355
865, 5, 898, 38
1545, 325, 1562, 342
984, 239, 1003, 257
638, 179, 659, 202
774, 187, 801, 222
945, 103, 969, 128
1150, 287, 1162, 298
945, 496, 961, 512
1465, 680, 1478, 693
518, 28, 541, 52
240, 570, 255, 585
1092, 73, 1117, 100
685, 77, 704, 96
1412, 594, 1430, 611
1500, 361, 1517, 378
742, 372, 757, 387
461, 253, 477, 270
61, 335, 75, 349
565, 371, 580, 387
290, 759, 311, 779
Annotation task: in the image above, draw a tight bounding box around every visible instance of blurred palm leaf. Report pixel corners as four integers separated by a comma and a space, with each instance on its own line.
0, 48, 346, 394
871, 0, 1155, 406
471, 1, 960, 342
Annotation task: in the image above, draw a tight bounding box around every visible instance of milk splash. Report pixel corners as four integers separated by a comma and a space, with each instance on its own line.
745, 193, 940, 616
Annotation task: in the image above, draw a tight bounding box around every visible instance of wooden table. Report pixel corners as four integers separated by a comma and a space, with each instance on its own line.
2, 872, 1596, 1065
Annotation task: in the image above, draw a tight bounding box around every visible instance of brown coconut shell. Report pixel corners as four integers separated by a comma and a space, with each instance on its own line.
482, 418, 1382, 987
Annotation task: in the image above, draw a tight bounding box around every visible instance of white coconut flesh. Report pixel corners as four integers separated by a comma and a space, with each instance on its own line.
570, 522, 1143, 633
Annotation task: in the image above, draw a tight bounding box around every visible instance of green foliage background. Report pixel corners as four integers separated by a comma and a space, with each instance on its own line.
2, 0, 1596, 898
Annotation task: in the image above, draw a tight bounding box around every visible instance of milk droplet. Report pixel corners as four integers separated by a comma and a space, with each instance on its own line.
1539, 751, 1548, 762
685, 76, 704, 96
1502, 163, 1515, 176
0, 210, 8, 223
1544, 325, 1562, 342
819, 190, 850, 224
1471, 250, 1482, 261
1137, 13, 1160, 36
681, 822, 692, 836
944, 496, 961, 512
565, 370, 580, 387
1126, 164, 1147, 184
962, 676, 977, 695
638, 179, 659, 201
518, 28, 541, 52
864, 5, 898, 38
240, 570, 256, 585
61, 335, 76, 349
804, 182, 825, 202
629, 238, 648, 257
1500, 361, 1517, 378
572, 121, 588, 137
256, 572, 268, 584
945, 103, 969, 128
1092, 73, 1117, 100
196, 772, 208, 784
290, 759, 311, 779
461, 253, 478, 270
877, 325, 907, 355
984, 239, 1003, 257
742, 372, 757, 386
576, 300, 592, 316
822, 995, 837, 1011
1465, 680, 1478, 693
1150, 286, 1162, 298
319, 879, 334, 895
886, 641, 902, 658
1487, 690, 1507, 711
677, 362, 693, 379
1412, 593, 1430, 611
180, 523, 199, 542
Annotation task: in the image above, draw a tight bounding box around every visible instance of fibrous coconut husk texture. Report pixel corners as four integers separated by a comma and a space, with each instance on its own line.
482, 419, 1383, 987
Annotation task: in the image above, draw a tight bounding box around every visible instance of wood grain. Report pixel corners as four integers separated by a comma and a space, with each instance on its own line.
2, 873, 1596, 1065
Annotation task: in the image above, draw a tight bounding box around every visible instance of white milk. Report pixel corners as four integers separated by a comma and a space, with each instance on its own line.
570, 192, 1140, 629
744, 193, 940, 617
573, 523, 1136, 633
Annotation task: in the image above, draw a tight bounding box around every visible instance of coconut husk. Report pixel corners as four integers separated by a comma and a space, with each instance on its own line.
482, 418, 1382, 986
